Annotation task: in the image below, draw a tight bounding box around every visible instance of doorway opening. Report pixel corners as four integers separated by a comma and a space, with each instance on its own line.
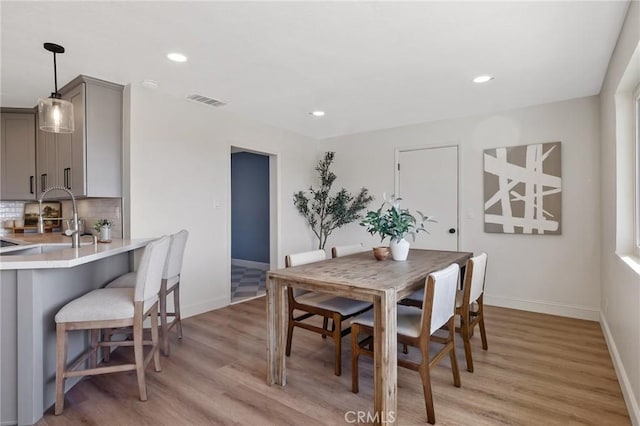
230, 147, 276, 304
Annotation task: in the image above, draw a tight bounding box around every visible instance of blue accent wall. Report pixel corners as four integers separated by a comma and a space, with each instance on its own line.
231, 152, 270, 263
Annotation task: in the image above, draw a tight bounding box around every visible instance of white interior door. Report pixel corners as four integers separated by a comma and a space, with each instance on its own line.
397, 146, 459, 251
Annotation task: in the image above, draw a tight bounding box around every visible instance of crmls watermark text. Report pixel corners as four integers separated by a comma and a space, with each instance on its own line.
344, 410, 396, 424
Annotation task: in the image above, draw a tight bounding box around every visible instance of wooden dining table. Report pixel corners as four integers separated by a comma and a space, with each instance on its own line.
266, 248, 473, 425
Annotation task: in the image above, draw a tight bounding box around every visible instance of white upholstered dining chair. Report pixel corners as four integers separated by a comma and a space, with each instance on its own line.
456, 252, 488, 372
351, 263, 461, 424
54, 235, 170, 414
285, 249, 372, 376
106, 229, 189, 356
331, 243, 368, 258
401, 252, 488, 372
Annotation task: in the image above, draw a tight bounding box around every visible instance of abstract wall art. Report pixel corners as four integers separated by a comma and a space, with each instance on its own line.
483, 141, 562, 235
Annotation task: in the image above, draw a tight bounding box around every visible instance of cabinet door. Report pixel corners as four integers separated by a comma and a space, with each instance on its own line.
84, 81, 122, 197
36, 127, 58, 195
61, 83, 86, 196
1, 113, 36, 200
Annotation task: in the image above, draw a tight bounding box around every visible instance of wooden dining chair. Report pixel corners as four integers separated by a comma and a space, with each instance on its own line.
331, 243, 368, 258
456, 252, 488, 372
400, 252, 488, 372
105, 229, 189, 356
351, 263, 461, 424
285, 249, 372, 376
54, 236, 170, 414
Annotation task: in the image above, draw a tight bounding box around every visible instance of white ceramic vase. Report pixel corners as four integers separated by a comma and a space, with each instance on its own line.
99, 225, 111, 242
390, 238, 410, 261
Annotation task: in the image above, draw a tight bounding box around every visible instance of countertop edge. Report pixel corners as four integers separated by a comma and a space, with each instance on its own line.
0, 239, 152, 270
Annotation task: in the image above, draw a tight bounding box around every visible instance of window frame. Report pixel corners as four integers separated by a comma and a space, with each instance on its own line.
635, 83, 640, 256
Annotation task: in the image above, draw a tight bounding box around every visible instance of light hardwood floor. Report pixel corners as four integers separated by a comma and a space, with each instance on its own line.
37, 298, 630, 425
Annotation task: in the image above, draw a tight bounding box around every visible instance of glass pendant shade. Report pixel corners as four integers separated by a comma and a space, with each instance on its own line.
38, 97, 74, 133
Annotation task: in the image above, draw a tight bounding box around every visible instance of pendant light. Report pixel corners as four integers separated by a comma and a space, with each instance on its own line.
38, 43, 74, 134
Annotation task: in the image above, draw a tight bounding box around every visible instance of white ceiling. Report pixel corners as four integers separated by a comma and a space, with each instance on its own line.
0, 1, 630, 140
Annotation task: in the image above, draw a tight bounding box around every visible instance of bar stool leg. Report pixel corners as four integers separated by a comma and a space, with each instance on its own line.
133, 310, 147, 401
174, 283, 183, 339
55, 323, 68, 415
150, 304, 162, 372
160, 282, 169, 356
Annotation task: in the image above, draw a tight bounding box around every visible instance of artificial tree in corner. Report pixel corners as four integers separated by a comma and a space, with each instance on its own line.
294, 152, 373, 250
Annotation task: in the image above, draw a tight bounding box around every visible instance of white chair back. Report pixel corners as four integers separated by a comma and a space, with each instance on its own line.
134, 236, 171, 306
163, 229, 189, 280
468, 252, 488, 303
285, 249, 326, 297
285, 249, 326, 267
331, 243, 368, 258
423, 263, 459, 335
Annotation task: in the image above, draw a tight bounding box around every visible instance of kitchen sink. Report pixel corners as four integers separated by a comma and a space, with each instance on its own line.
0, 244, 70, 256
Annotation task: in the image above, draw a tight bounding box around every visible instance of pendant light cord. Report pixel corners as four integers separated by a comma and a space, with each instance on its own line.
53, 51, 58, 95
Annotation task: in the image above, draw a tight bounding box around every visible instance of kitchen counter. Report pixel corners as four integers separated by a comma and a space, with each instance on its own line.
0, 233, 151, 270
0, 233, 153, 425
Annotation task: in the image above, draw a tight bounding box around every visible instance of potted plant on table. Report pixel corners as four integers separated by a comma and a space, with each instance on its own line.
94, 219, 112, 243
360, 195, 435, 261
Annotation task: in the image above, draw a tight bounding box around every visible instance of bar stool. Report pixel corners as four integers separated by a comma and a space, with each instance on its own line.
106, 229, 189, 356
54, 235, 170, 415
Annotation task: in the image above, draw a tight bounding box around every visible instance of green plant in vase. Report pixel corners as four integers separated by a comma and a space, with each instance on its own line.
94, 219, 112, 242
360, 195, 435, 261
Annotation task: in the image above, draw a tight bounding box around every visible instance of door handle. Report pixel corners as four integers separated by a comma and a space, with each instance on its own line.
449, 228, 456, 234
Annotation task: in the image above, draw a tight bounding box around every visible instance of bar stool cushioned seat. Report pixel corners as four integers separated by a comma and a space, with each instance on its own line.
56, 288, 138, 322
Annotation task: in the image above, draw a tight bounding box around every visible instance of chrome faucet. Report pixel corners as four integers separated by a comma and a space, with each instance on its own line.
38, 186, 80, 248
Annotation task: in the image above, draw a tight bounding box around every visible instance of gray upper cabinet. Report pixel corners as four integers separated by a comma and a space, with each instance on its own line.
36, 75, 123, 198
1, 111, 36, 200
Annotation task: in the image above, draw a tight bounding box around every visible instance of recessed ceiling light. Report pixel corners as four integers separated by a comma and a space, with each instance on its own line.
473, 75, 494, 84
167, 53, 187, 63
310, 110, 325, 117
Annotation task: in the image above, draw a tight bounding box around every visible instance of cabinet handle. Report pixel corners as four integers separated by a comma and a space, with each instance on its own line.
64, 168, 71, 189
30, 176, 34, 194
41, 174, 47, 191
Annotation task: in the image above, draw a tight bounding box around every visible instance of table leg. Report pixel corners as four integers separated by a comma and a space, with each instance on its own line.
373, 289, 398, 425
266, 276, 286, 386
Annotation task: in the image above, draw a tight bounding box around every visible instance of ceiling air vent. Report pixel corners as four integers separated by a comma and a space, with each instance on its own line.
186, 94, 226, 107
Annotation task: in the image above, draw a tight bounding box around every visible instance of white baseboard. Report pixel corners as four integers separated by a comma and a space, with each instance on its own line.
600, 313, 640, 425
483, 295, 600, 321
230, 293, 266, 305
182, 295, 229, 319
231, 258, 269, 270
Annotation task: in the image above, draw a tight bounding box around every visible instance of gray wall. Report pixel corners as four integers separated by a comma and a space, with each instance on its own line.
598, 1, 640, 422
231, 152, 270, 263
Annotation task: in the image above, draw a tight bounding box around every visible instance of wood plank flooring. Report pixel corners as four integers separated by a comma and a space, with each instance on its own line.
36, 298, 630, 425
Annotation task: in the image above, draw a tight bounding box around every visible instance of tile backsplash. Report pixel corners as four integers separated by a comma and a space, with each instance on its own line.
0, 201, 24, 228
0, 198, 123, 237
